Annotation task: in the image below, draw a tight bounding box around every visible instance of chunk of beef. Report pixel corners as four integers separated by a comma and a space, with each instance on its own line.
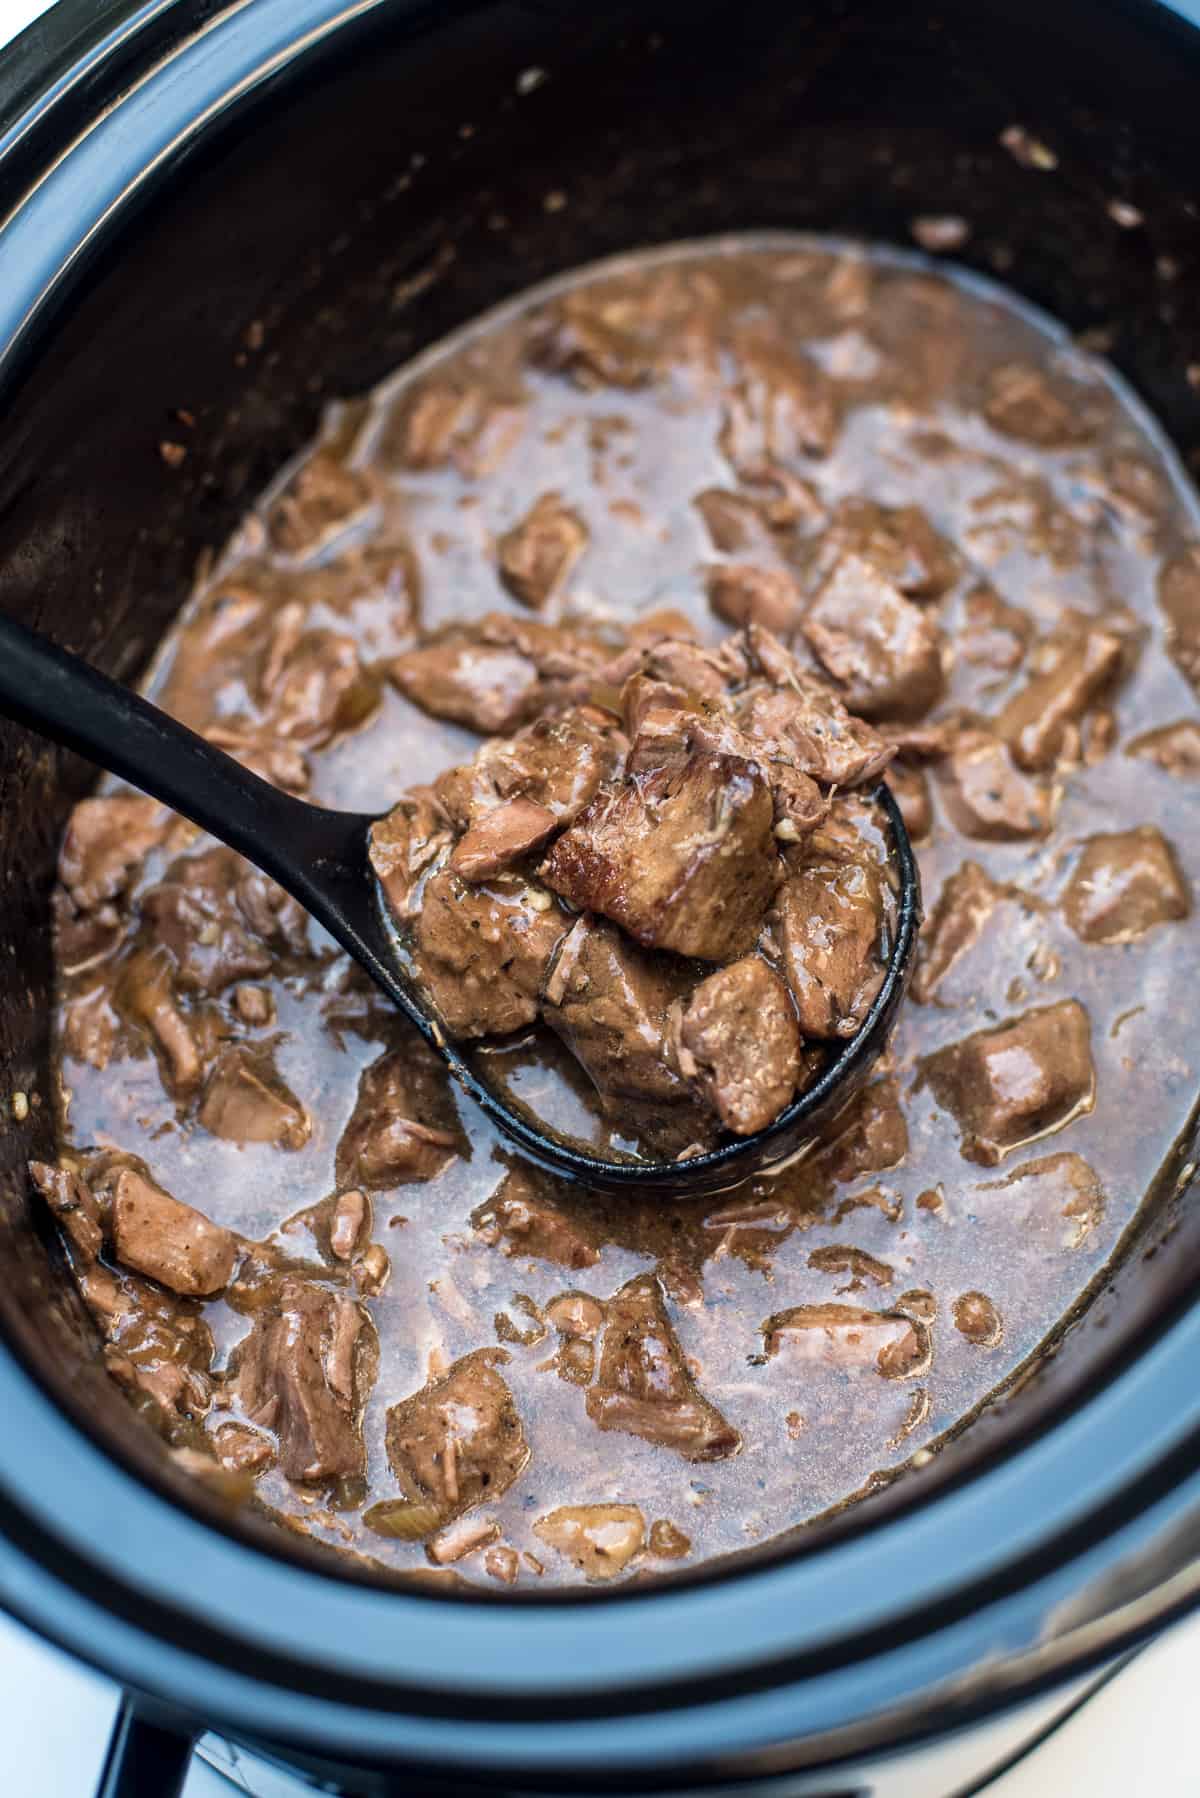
530, 270, 706, 389
205, 727, 313, 797
110, 1166, 237, 1296
141, 846, 308, 995
811, 499, 958, 601
61, 984, 119, 1070
53, 888, 126, 977
984, 362, 1094, 447
913, 862, 1011, 1004
471, 1166, 599, 1269
381, 377, 525, 473
198, 1047, 311, 1150
337, 1042, 464, 1188
817, 1078, 908, 1183
256, 616, 374, 749
329, 1189, 370, 1261
231, 1279, 376, 1482
919, 1000, 1095, 1165
87, 1263, 216, 1419
938, 729, 1052, 840
59, 796, 166, 912
775, 825, 887, 1039
997, 625, 1125, 771
385, 1350, 529, 1524
763, 1303, 930, 1379
706, 563, 805, 634
720, 329, 839, 470
437, 709, 626, 831
734, 625, 896, 788
959, 583, 1032, 671
675, 958, 800, 1134
388, 614, 606, 733
541, 754, 778, 961
694, 488, 780, 557
585, 1274, 740, 1460
534, 1505, 645, 1581
802, 555, 945, 721
368, 788, 452, 924
1125, 719, 1200, 777
497, 491, 588, 609
543, 916, 691, 1104
212, 1421, 276, 1475
29, 1159, 105, 1264
267, 451, 370, 558
116, 946, 206, 1095
414, 869, 568, 1038
1061, 826, 1190, 944
450, 799, 559, 882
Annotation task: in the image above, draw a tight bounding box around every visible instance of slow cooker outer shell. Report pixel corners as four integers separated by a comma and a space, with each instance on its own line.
1, 0, 1200, 1784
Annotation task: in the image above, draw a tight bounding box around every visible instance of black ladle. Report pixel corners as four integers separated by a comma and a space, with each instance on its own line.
0, 612, 921, 1198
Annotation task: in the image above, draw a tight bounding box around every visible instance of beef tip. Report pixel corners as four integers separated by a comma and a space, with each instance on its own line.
803, 555, 946, 721
534, 1504, 645, 1581
414, 869, 568, 1038
388, 614, 606, 734
471, 1165, 600, 1268
919, 1000, 1095, 1165
983, 362, 1094, 447
267, 451, 370, 558
1061, 826, 1190, 944
61, 984, 120, 1070
85, 1263, 215, 1420
542, 916, 690, 1105
59, 795, 166, 911
720, 328, 839, 471
205, 727, 313, 797
959, 583, 1032, 671
29, 1159, 105, 1264
585, 1273, 740, 1461
763, 1303, 930, 1379
913, 862, 1011, 1003
541, 754, 778, 961
257, 616, 374, 749
997, 625, 1125, 771
54, 888, 126, 977
116, 946, 206, 1095
368, 789, 453, 923
675, 958, 800, 1134
734, 629, 895, 788
706, 563, 806, 634
938, 729, 1052, 840
886, 764, 932, 843
694, 488, 780, 557
198, 1046, 311, 1150
1125, 719, 1200, 777
817, 1077, 909, 1184
812, 499, 958, 601
212, 1421, 276, 1475
329, 1189, 370, 1261
336, 1042, 465, 1188
774, 814, 888, 1039
141, 846, 306, 996
110, 1165, 237, 1296
450, 798, 560, 882
385, 1350, 529, 1525
438, 709, 626, 831
530, 273, 701, 389
232, 983, 274, 1026
230, 1278, 376, 1483
382, 377, 525, 474
497, 491, 588, 609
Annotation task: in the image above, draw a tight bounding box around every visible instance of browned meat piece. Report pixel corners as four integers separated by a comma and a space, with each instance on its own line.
959, 584, 1032, 671
706, 564, 805, 634
329, 1189, 370, 1261
763, 1303, 930, 1379
336, 1043, 464, 1188
529, 272, 705, 389
1125, 719, 1200, 776
694, 488, 779, 557
450, 799, 559, 881
198, 1047, 311, 1150
734, 625, 896, 788
141, 846, 308, 996
257, 616, 374, 749
534, 1505, 645, 1581
720, 329, 838, 470
886, 764, 932, 842
997, 625, 1125, 770
230, 1278, 376, 1483
803, 555, 946, 721
110, 1165, 237, 1296
471, 1166, 599, 1269
385, 1350, 529, 1525
812, 499, 958, 601
1061, 827, 1190, 944
59, 795, 166, 912
87, 1262, 216, 1420
497, 492, 588, 609
232, 983, 274, 1026
53, 889, 126, 976
414, 869, 568, 1037
206, 728, 313, 797
212, 1421, 276, 1475
586, 1274, 740, 1461
437, 709, 626, 831
775, 828, 887, 1039
542, 917, 691, 1105
267, 451, 369, 558
983, 362, 1093, 447
61, 985, 120, 1070
368, 789, 452, 924
388, 614, 606, 734
116, 947, 205, 1095
919, 1000, 1095, 1165
817, 1077, 908, 1183
29, 1159, 105, 1263
913, 862, 1010, 1003
542, 754, 778, 961
938, 729, 1052, 840
381, 377, 525, 473
675, 958, 800, 1134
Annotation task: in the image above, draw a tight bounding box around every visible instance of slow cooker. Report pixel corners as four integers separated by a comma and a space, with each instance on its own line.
2, 1, 1200, 1793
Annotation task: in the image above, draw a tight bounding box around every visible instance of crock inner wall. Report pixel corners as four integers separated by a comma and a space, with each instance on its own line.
1, 0, 1198, 1582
